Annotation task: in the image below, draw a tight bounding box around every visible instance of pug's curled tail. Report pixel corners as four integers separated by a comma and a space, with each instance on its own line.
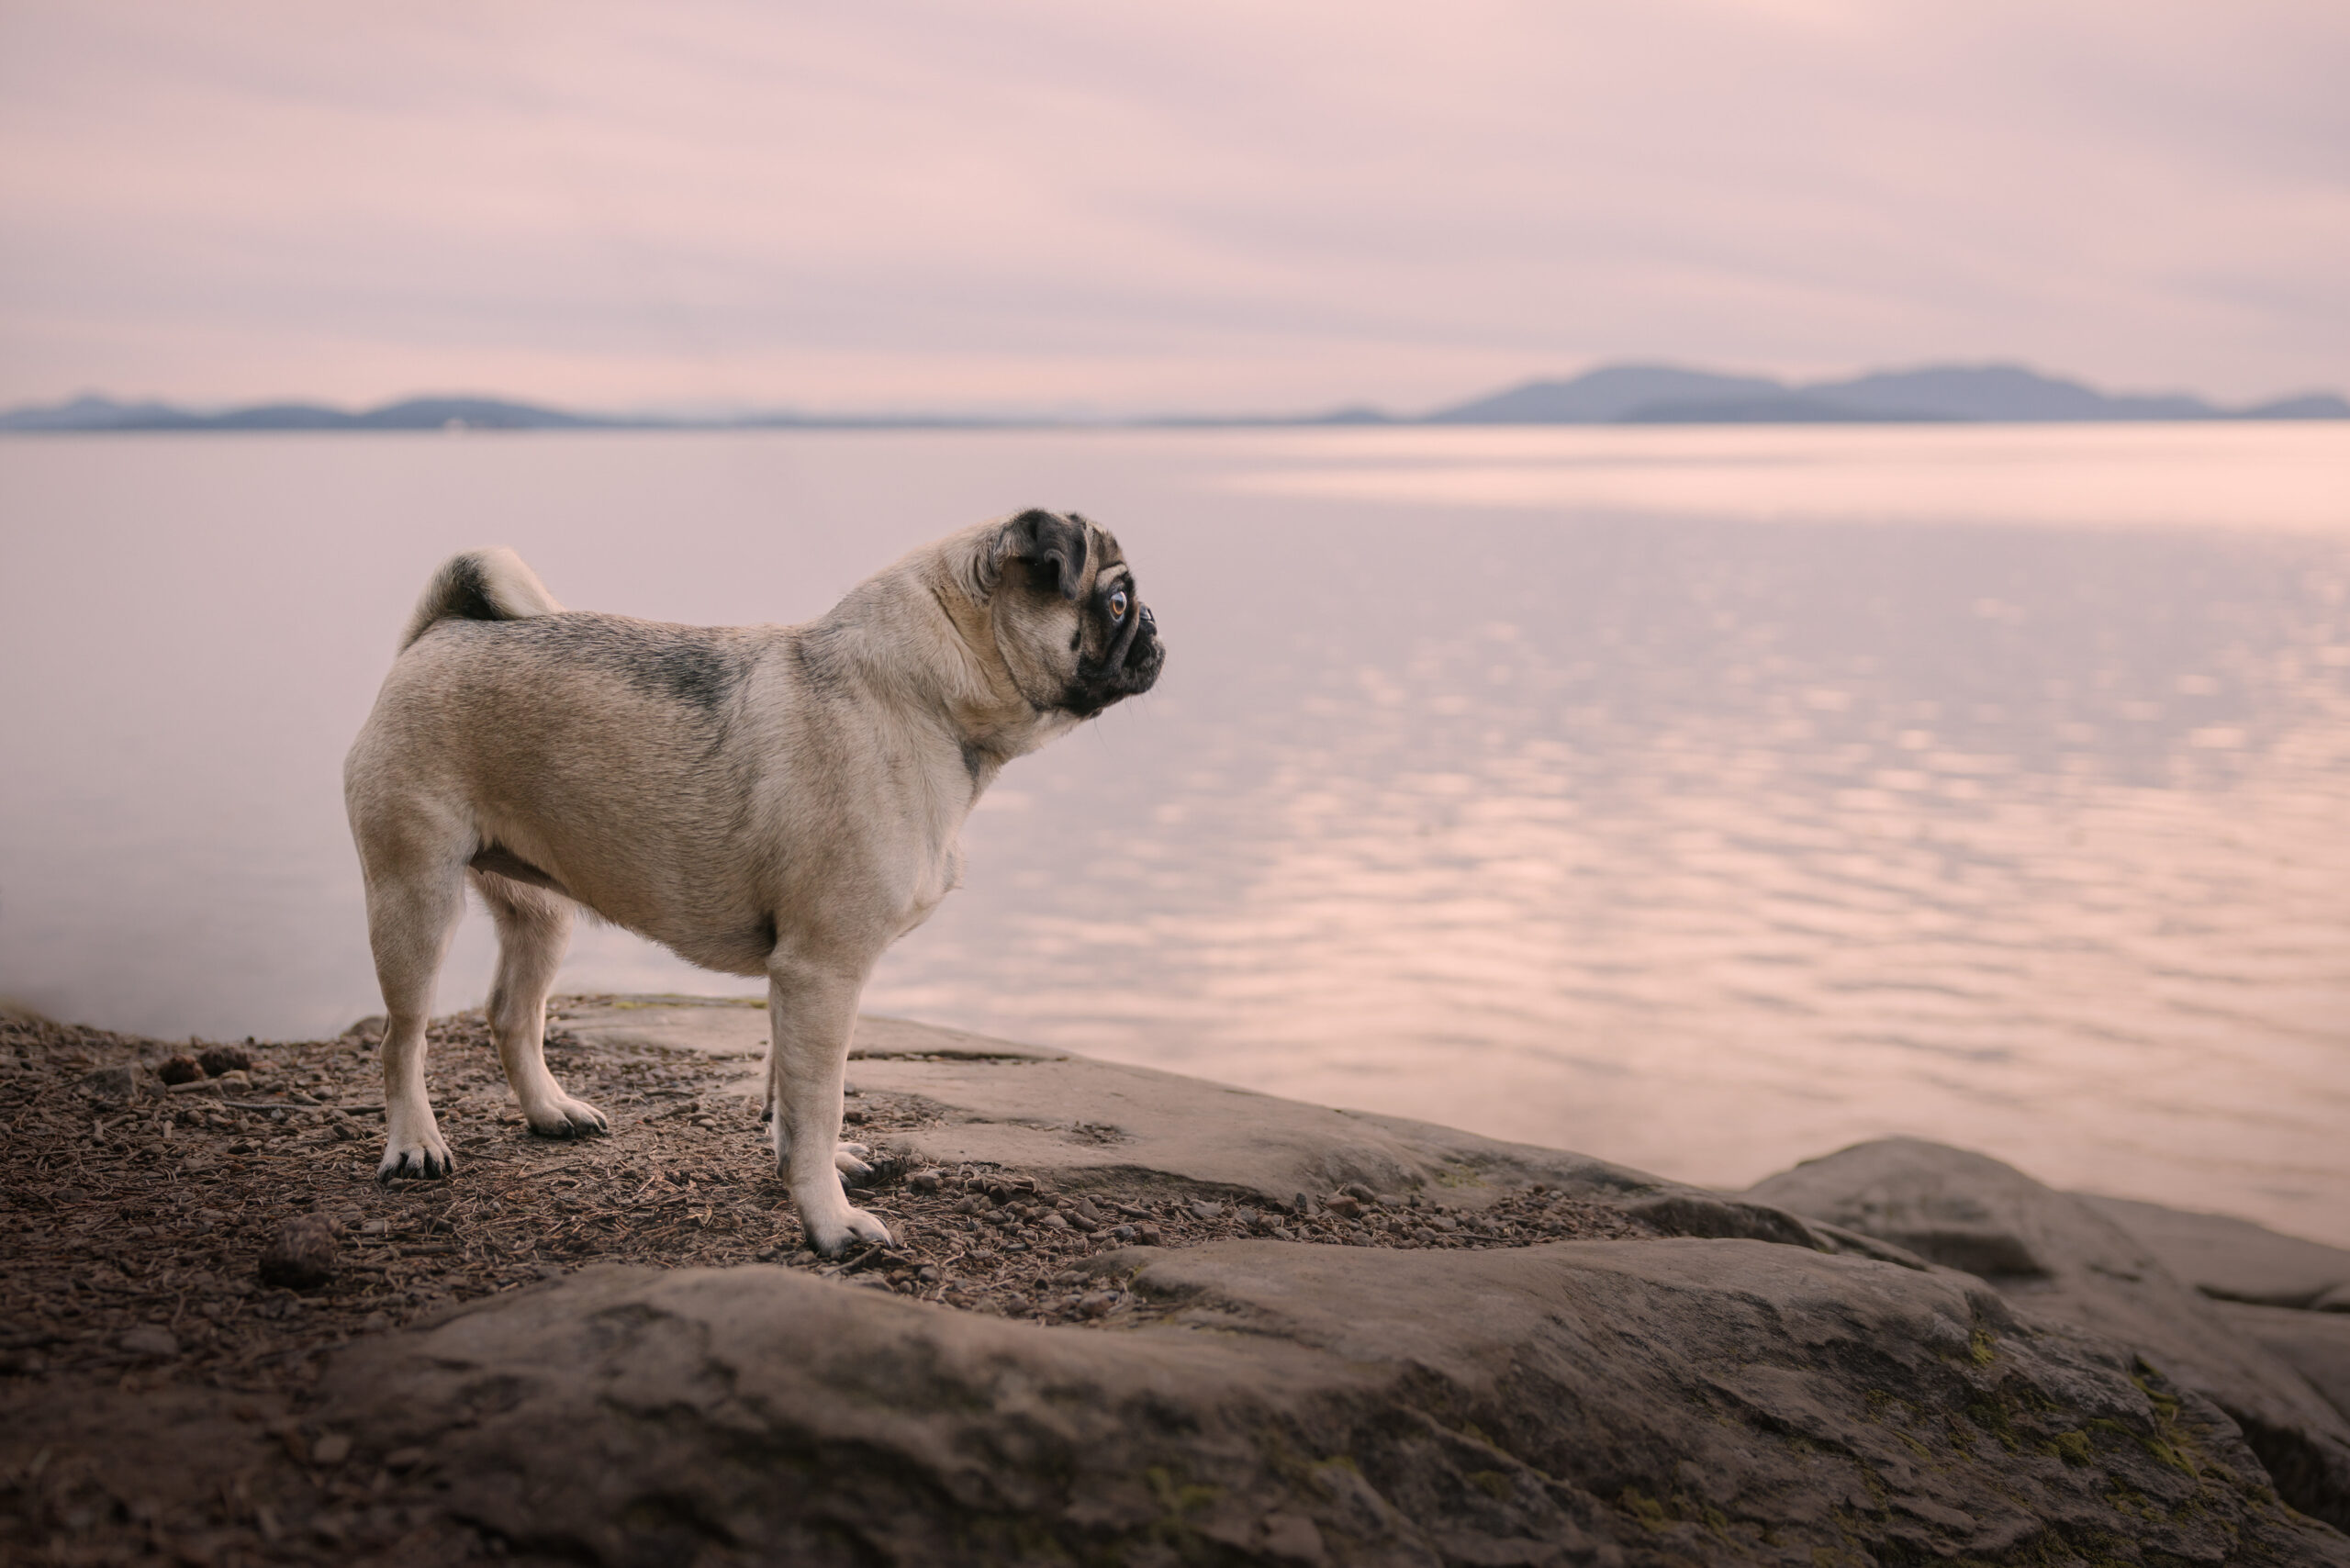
398, 548, 564, 651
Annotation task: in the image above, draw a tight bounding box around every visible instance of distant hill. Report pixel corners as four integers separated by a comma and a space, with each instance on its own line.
0, 394, 614, 432
1427, 366, 1787, 424
6, 365, 2344, 431
1425, 363, 2349, 425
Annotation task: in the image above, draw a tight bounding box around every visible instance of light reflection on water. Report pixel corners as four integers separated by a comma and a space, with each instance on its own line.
3, 428, 2345, 1242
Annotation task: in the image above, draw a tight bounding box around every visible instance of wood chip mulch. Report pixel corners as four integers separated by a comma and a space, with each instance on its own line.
0, 1006, 1645, 1564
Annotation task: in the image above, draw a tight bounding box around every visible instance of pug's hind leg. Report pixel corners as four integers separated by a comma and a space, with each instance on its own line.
476, 869, 606, 1139
362, 846, 466, 1182
767, 959, 891, 1254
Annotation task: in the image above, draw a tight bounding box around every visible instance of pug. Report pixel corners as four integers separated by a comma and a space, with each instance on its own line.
343, 510, 1162, 1253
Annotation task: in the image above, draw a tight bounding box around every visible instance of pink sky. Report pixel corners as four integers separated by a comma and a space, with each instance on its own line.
1, 0, 2344, 415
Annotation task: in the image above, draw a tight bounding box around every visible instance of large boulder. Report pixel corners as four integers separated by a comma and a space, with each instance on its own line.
1749, 1137, 2350, 1529
2081, 1193, 2350, 1309
318, 1238, 2346, 1567
2212, 1302, 2350, 1428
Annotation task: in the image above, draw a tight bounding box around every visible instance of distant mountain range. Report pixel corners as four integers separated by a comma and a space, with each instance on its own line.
1413, 364, 2347, 425
5, 364, 2344, 432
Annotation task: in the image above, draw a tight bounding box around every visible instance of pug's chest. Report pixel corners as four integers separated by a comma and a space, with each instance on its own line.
891, 837, 965, 938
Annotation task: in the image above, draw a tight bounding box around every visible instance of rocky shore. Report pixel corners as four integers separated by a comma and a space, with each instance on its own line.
5, 997, 2348, 1565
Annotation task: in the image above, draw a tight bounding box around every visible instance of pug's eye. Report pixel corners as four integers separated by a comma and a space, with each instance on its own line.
1108, 588, 1129, 621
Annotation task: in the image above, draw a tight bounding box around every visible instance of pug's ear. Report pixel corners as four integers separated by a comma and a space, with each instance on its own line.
989, 509, 1091, 602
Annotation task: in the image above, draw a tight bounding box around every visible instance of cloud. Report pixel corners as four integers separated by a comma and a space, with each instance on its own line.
1, 0, 2344, 409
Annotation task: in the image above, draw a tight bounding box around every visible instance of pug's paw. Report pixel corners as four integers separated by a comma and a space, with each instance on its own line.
804, 1204, 893, 1256
523, 1093, 609, 1139
377, 1125, 455, 1182
834, 1142, 875, 1183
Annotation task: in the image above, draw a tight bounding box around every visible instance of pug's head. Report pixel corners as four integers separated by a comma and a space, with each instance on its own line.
976, 509, 1164, 717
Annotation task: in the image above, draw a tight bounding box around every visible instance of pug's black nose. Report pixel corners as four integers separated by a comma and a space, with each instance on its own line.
1139, 605, 1156, 632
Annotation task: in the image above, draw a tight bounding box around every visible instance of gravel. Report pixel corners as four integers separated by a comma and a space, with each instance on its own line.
0, 1002, 1656, 1563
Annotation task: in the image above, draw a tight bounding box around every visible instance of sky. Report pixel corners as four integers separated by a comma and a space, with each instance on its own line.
1, 1, 2344, 417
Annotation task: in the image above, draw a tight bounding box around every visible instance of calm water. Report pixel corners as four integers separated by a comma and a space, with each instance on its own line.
5, 426, 2347, 1242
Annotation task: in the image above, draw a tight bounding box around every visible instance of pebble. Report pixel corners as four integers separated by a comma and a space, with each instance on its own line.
1186, 1201, 1225, 1222
1325, 1195, 1364, 1220
258, 1215, 337, 1290
78, 1065, 141, 1104
309, 1432, 352, 1466
197, 1044, 253, 1078
157, 1055, 204, 1086
908, 1170, 943, 1194
119, 1324, 179, 1359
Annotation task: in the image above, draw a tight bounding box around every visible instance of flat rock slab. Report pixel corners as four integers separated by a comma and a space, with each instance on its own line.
321, 1237, 2348, 1568
2083, 1193, 2350, 1310
555, 1002, 1882, 1256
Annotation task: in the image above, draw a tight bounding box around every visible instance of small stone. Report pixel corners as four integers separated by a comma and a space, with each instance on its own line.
119, 1324, 179, 1359
1186, 1201, 1225, 1222
1078, 1291, 1117, 1318
1339, 1182, 1379, 1204
79, 1065, 141, 1105
1135, 1226, 1163, 1247
1325, 1195, 1364, 1220
1261, 1511, 1326, 1564
309, 1432, 352, 1465
842, 1107, 868, 1125
908, 1170, 943, 1194
1111, 1225, 1137, 1243
258, 1215, 337, 1290
383, 1446, 428, 1473
158, 1055, 204, 1086
198, 1044, 253, 1078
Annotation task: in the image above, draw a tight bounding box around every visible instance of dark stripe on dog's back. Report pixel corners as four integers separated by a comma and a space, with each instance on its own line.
455, 613, 750, 715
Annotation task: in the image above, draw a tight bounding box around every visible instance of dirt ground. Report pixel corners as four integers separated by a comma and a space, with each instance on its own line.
0, 1005, 1645, 1565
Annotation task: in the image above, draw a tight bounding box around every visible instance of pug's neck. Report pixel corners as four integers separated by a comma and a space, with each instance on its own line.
800, 558, 1077, 782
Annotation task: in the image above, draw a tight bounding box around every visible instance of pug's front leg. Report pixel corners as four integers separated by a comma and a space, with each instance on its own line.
767, 960, 892, 1255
